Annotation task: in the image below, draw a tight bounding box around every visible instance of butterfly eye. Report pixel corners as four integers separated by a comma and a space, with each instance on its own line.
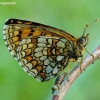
79, 37, 87, 46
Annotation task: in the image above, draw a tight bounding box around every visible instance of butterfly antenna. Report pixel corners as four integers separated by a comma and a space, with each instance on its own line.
82, 19, 98, 36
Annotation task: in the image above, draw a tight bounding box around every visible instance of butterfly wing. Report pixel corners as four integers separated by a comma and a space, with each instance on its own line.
3, 19, 76, 81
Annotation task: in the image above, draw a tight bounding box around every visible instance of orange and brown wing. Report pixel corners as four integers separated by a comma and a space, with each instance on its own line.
3, 19, 76, 59
3, 19, 76, 81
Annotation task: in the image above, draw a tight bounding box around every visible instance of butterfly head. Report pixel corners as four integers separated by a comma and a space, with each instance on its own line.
78, 23, 89, 46
79, 33, 89, 47
78, 19, 98, 47
77, 23, 89, 47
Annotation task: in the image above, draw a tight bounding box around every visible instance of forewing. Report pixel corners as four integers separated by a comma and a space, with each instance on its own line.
3, 19, 76, 59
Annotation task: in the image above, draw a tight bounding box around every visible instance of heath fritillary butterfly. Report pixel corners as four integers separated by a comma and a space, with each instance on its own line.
3, 19, 91, 82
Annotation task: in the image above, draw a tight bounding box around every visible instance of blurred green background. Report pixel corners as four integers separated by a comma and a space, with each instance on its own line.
0, 0, 100, 100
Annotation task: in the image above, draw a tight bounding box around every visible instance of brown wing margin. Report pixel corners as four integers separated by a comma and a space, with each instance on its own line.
4, 18, 77, 42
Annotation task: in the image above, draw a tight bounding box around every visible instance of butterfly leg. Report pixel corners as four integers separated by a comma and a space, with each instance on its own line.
78, 56, 84, 73
67, 63, 70, 82
85, 47, 94, 59
79, 48, 94, 72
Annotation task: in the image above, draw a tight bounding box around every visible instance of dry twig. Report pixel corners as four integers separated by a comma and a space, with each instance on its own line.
52, 45, 100, 100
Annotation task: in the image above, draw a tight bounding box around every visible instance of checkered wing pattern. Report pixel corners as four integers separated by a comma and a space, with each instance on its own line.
3, 19, 76, 82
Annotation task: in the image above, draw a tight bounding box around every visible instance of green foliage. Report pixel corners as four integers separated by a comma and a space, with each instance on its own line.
0, 0, 100, 100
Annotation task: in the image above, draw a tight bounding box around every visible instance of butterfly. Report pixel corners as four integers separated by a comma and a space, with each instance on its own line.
3, 18, 89, 82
